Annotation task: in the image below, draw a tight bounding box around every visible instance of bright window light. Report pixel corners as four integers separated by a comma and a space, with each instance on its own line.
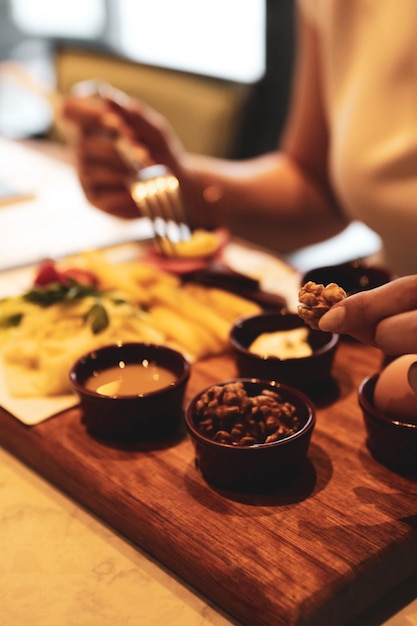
9, 0, 265, 83
10, 0, 106, 38
116, 0, 265, 83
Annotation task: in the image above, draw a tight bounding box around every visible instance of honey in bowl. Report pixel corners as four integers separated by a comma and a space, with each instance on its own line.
85, 359, 177, 397
70, 343, 191, 442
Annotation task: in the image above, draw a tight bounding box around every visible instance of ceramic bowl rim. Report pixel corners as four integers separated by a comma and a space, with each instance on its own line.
185, 377, 316, 451
302, 260, 395, 290
358, 374, 417, 431
69, 341, 191, 400
229, 311, 339, 363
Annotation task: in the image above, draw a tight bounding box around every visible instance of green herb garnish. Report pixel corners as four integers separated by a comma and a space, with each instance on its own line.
23, 281, 99, 307
0, 312, 23, 328
84, 302, 110, 334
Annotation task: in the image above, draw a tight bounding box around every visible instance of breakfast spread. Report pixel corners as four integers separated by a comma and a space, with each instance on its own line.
192, 380, 300, 446
249, 327, 313, 359
0, 252, 261, 397
298, 281, 347, 330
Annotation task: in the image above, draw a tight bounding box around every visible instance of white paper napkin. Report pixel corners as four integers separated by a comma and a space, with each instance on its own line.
0, 360, 78, 425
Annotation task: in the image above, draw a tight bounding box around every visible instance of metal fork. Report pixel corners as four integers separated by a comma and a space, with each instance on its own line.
126, 161, 192, 257
113, 133, 191, 257
70, 79, 192, 256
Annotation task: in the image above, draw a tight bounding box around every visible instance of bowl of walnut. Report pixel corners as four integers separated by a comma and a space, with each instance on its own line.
229, 310, 339, 394
185, 378, 316, 492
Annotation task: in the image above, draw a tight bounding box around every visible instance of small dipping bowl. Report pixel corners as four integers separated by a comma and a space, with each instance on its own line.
70, 342, 190, 442
185, 378, 316, 492
302, 260, 394, 295
358, 374, 417, 474
229, 311, 339, 393
302, 261, 394, 344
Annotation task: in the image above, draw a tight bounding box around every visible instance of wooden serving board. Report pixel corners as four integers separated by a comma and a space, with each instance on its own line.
1, 341, 417, 626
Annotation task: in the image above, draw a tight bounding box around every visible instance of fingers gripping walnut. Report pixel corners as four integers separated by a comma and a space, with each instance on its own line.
298, 281, 346, 330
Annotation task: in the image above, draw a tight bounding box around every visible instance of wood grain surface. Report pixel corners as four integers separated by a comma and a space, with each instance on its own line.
1, 341, 417, 626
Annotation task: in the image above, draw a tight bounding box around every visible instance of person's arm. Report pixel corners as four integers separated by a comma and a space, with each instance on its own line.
319, 275, 417, 354
63, 10, 348, 251
181, 11, 349, 251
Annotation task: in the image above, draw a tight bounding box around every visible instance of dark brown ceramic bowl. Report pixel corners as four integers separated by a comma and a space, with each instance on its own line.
185, 378, 316, 492
302, 260, 394, 295
70, 342, 190, 442
229, 311, 339, 393
358, 375, 417, 474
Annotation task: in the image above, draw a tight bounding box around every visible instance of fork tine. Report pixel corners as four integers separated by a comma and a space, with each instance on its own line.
163, 174, 191, 241
156, 173, 191, 244
129, 177, 174, 256
116, 139, 191, 256
130, 167, 191, 256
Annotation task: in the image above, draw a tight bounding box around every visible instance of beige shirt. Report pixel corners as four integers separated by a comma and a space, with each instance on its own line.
298, 0, 417, 275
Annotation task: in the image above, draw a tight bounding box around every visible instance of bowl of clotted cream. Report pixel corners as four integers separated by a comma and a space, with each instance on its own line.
229, 310, 339, 394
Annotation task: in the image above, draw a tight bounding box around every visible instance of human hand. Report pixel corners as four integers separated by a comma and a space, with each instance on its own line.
63, 88, 192, 219
62, 92, 142, 218
318, 275, 417, 354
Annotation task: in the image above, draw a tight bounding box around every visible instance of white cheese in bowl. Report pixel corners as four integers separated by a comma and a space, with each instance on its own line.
249, 327, 312, 359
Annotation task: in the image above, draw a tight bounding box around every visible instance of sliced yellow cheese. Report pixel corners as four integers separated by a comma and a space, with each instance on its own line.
162, 229, 220, 258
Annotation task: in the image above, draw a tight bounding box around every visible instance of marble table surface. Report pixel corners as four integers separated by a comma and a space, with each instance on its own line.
0, 446, 235, 626
1, 445, 417, 626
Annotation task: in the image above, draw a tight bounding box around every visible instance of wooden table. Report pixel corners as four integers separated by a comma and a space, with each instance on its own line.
1, 137, 417, 625
1, 335, 417, 626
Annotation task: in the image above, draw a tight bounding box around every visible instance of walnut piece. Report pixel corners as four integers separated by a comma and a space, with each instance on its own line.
298, 281, 346, 330
193, 381, 300, 446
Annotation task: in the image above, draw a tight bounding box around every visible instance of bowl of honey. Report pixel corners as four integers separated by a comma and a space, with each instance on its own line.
70, 342, 191, 442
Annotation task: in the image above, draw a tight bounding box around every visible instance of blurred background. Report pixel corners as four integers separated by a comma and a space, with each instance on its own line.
0, 0, 381, 267
0, 0, 295, 158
